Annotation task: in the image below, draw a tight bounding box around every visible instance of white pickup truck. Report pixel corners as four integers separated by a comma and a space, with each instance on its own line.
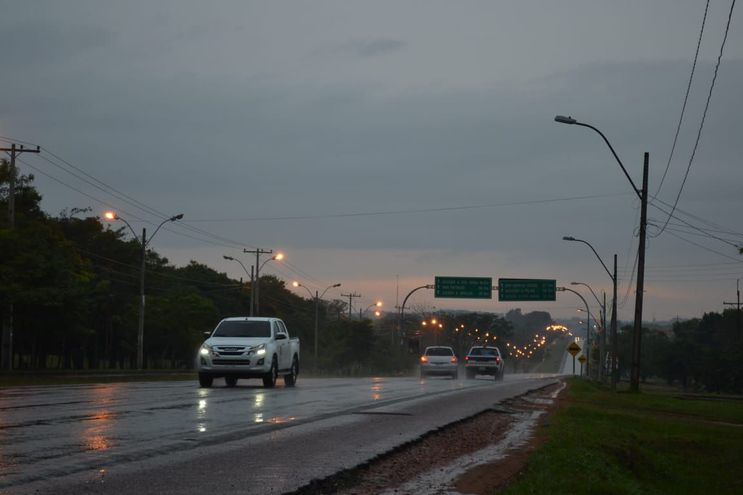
197, 317, 300, 388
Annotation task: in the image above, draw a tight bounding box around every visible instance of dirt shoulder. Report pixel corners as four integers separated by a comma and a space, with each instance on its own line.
291, 380, 566, 495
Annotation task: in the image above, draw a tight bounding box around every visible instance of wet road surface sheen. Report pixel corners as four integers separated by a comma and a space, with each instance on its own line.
0, 374, 557, 493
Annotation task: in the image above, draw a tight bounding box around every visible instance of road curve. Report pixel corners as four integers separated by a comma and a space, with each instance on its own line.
1, 373, 559, 494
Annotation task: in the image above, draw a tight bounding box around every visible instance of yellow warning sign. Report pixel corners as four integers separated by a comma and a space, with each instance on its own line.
578, 354, 587, 364
567, 342, 581, 357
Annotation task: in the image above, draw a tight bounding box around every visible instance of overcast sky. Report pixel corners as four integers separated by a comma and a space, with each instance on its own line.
2, 0, 742, 321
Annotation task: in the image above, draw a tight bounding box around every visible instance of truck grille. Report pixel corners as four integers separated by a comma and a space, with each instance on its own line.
212, 359, 251, 365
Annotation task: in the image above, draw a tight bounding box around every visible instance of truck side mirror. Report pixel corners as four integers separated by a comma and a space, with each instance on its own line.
275, 333, 287, 340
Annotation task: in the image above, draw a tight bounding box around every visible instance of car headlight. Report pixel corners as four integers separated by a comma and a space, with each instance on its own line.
251, 344, 266, 356
200, 345, 211, 356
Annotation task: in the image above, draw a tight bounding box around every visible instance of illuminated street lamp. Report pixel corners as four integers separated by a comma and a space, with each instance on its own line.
104, 210, 183, 370
250, 251, 284, 316
292, 281, 341, 370
360, 301, 383, 319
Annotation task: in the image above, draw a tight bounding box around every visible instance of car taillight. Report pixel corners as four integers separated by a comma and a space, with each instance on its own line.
420, 356, 428, 363
450, 356, 457, 364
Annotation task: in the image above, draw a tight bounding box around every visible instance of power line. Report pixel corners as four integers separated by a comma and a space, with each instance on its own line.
16, 156, 247, 249
184, 192, 632, 222
655, 0, 710, 197
653, 196, 743, 236
653, 0, 737, 237
649, 199, 740, 248
666, 230, 743, 263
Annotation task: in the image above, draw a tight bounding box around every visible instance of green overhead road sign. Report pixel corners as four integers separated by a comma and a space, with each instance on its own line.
498, 278, 556, 301
435, 276, 492, 299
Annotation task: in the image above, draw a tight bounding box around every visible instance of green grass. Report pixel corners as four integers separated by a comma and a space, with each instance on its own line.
0, 370, 196, 387
502, 378, 743, 495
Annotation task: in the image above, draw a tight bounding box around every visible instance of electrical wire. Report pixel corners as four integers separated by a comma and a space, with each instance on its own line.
184, 192, 632, 222
649, 199, 740, 248
653, 0, 737, 237
655, 0, 710, 197
666, 230, 743, 263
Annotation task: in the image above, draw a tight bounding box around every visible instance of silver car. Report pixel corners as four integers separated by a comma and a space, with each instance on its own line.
420, 346, 458, 379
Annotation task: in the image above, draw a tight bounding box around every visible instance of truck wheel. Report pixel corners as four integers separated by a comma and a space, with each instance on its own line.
198, 373, 213, 388
225, 376, 238, 387
263, 357, 278, 388
284, 356, 299, 387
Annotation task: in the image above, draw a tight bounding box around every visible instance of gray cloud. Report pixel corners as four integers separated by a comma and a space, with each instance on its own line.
344, 38, 407, 58
0, 21, 113, 67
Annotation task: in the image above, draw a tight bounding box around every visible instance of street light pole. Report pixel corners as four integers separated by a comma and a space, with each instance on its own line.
555, 115, 648, 392
223, 255, 254, 315
244, 249, 283, 316
570, 281, 605, 379
293, 281, 341, 371
559, 287, 590, 376
563, 236, 617, 384
398, 285, 434, 349
105, 211, 183, 370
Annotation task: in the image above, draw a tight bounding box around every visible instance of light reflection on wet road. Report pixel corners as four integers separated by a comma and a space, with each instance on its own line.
0, 375, 513, 489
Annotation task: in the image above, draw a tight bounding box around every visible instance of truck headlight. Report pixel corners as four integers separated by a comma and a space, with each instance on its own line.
252, 344, 266, 356
200, 346, 211, 356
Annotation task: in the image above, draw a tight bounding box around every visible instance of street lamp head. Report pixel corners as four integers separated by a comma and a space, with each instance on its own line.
273, 252, 285, 261
374, 311, 381, 317
570, 281, 579, 285
554, 115, 577, 125
103, 211, 118, 221
562, 236, 576, 241
375, 301, 383, 307
292, 281, 301, 288
223, 255, 234, 261
332, 283, 342, 288
170, 213, 184, 221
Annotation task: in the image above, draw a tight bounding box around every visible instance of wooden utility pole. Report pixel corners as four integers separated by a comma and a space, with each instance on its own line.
341, 292, 361, 318
1, 144, 41, 370
723, 278, 741, 340
243, 248, 273, 316
630, 153, 649, 392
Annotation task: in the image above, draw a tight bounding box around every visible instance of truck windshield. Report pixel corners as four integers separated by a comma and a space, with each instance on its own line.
213, 320, 271, 338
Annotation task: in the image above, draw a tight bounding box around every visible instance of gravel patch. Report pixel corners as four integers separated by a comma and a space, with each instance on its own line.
290, 381, 565, 495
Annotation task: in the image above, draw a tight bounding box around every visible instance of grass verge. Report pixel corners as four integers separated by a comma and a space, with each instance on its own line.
0, 370, 196, 387
501, 378, 743, 495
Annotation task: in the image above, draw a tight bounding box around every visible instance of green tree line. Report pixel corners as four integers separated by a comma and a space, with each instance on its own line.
613, 312, 743, 393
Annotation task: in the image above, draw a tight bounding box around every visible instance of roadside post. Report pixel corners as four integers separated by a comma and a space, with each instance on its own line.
578, 354, 587, 376
568, 342, 581, 375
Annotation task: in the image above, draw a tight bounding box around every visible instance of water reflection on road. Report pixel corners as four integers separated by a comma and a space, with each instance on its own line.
0, 374, 537, 490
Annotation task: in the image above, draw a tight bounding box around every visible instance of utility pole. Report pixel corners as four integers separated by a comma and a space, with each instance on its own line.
137, 228, 146, 369
1, 143, 41, 370
341, 292, 361, 318
599, 292, 606, 382
250, 265, 255, 316
630, 153, 649, 392
244, 248, 272, 316
723, 278, 741, 340
611, 254, 618, 389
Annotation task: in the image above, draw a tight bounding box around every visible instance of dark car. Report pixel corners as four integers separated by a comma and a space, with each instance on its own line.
464, 345, 504, 380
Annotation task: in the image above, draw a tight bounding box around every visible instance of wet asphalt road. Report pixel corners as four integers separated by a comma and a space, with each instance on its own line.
1, 373, 559, 494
